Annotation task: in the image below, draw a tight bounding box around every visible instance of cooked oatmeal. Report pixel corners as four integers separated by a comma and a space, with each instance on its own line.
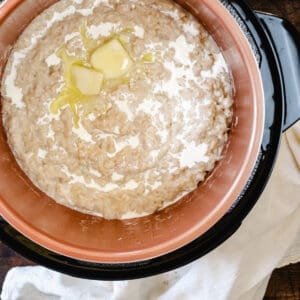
1, 0, 233, 219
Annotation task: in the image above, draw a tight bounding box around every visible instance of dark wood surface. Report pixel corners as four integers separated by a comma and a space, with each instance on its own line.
0, 242, 35, 289
0, 0, 299, 298
264, 263, 300, 300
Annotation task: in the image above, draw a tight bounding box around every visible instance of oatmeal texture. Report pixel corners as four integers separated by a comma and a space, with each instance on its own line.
1, 0, 233, 219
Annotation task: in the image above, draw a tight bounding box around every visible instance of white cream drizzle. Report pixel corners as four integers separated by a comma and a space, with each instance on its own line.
133, 25, 144, 38
61, 166, 138, 193
4, 52, 26, 108
88, 22, 120, 39
115, 99, 134, 121
124, 180, 139, 190
169, 35, 195, 65
149, 149, 160, 159
178, 142, 209, 168
153, 60, 197, 98
64, 32, 79, 42
183, 23, 199, 36
47, 127, 55, 139
89, 168, 102, 177
201, 53, 227, 78
37, 148, 47, 159
62, 165, 119, 192
107, 135, 139, 157
111, 172, 124, 181
88, 113, 97, 121
72, 124, 95, 143
137, 98, 162, 115
45, 53, 60, 67
160, 9, 180, 20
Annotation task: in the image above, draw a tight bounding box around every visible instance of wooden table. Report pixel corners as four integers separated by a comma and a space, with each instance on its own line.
0, 0, 299, 298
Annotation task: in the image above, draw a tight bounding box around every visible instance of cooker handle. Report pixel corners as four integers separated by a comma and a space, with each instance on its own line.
255, 12, 300, 132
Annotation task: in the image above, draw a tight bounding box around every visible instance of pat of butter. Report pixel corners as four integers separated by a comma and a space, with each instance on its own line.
90, 38, 133, 79
71, 65, 103, 95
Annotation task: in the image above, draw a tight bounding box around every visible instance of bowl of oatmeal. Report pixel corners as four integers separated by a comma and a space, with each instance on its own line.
0, 0, 264, 264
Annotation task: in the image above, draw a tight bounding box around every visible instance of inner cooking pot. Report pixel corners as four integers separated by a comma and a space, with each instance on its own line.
0, 0, 264, 263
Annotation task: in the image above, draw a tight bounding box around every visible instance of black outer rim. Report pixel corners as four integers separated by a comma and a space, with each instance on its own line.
0, 0, 284, 280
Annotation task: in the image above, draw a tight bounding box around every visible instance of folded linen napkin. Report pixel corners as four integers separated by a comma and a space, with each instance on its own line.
1, 122, 300, 300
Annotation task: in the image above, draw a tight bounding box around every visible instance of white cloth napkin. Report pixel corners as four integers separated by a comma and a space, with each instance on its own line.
2, 122, 300, 300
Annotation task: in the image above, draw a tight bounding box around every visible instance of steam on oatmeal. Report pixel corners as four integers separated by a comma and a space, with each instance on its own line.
1, 0, 233, 219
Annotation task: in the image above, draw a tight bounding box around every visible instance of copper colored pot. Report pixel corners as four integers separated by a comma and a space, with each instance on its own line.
0, 0, 278, 267
0, 0, 265, 263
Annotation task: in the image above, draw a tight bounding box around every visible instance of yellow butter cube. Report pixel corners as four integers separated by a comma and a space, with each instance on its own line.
71, 65, 103, 95
90, 39, 133, 79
